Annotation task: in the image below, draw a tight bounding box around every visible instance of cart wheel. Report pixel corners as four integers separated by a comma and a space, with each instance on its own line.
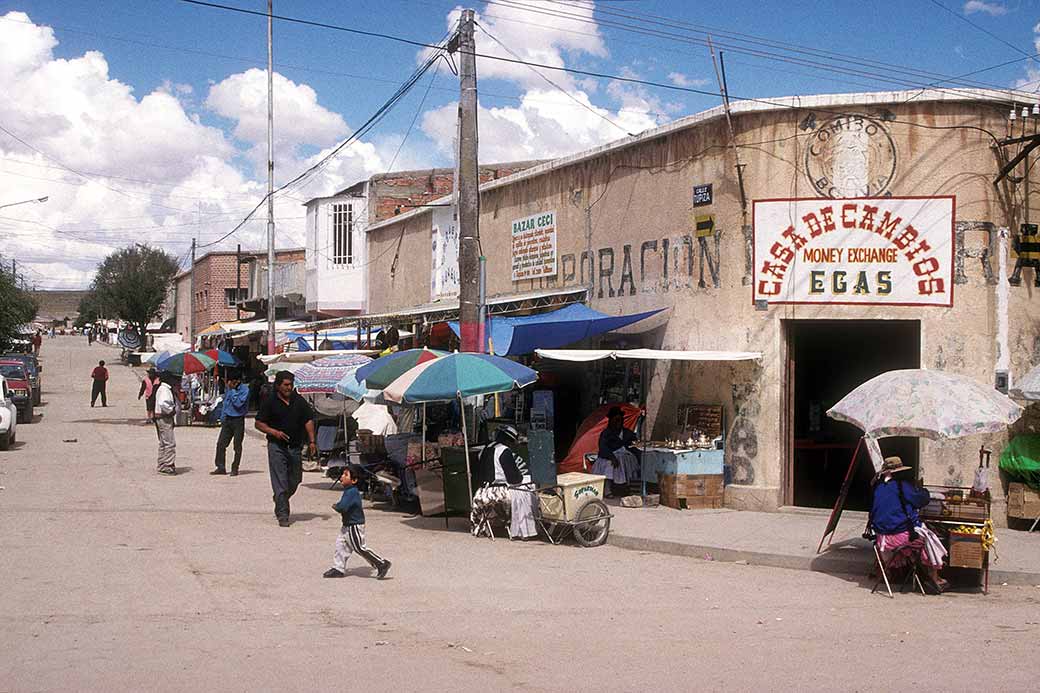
572, 499, 611, 547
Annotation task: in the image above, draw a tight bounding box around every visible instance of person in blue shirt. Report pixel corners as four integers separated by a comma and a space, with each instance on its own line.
211, 370, 250, 476
870, 456, 949, 593
324, 465, 392, 579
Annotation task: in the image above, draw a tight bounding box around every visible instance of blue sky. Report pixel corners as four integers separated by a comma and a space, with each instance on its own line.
1, 0, 1038, 288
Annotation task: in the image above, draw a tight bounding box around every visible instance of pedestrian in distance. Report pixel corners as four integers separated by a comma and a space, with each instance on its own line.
153, 372, 178, 475
32, 330, 42, 357
212, 370, 250, 476
324, 465, 392, 579
255, 371, 316, 526
138, 367, 161, 421
90, 360, 109, 407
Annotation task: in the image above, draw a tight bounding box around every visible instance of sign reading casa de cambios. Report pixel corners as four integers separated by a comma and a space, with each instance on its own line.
511, 210, 557, 281
753, 196, 955, 306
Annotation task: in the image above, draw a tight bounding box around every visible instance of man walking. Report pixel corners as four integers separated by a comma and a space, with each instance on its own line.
255, 371, 316, 526
212, 370, 250, 476
90, 360, 109, 407
153, 373, 178, 475
32, 330, 42, 357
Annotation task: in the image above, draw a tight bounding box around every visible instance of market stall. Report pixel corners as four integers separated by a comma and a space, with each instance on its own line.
820, 368, 1023, 594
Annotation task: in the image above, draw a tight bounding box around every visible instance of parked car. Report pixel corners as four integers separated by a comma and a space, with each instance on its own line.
0, 374, 17, 450
1, 353, 41, 405
0, 361, 33, 423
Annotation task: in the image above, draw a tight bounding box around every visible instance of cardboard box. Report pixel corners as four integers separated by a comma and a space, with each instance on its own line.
948, 531, 985, 569
1008, 482, 1040, 519
659, 473, 724, 510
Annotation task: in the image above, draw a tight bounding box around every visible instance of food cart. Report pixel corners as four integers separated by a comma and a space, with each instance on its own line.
919, 483, 993, 593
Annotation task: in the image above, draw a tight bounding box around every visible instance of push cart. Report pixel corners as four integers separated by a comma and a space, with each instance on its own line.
535, 472, 612, 547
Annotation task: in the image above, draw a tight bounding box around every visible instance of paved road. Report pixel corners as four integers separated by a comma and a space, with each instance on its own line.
1, 338, 1038, 691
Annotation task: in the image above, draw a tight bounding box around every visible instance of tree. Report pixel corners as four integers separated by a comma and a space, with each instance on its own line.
88, 245, 179, 334
0, 271, 38, 348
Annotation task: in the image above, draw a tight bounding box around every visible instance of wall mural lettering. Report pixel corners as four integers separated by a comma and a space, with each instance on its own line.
728, 381, 760, 486
559, 231, 721, 297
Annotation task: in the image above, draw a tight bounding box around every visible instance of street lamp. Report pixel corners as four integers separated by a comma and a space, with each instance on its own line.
0, 196, 49, 211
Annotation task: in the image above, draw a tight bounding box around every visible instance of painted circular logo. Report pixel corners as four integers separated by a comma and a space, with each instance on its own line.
805, 114, 896, 198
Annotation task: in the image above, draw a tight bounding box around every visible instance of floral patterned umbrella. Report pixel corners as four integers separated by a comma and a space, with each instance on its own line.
827, 368, 1024, 440
292, 353, 372, 395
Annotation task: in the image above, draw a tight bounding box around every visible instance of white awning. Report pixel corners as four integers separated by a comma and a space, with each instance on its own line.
535, 348, 762, 362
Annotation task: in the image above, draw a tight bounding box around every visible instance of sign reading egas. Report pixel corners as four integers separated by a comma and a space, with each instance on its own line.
752, 197, 954, 306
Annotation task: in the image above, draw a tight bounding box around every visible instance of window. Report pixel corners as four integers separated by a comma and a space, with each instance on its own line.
225, 288, 247, 307
332, 203, 354, 265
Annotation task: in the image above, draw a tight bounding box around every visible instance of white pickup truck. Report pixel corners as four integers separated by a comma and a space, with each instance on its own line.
0, 374, 17, 450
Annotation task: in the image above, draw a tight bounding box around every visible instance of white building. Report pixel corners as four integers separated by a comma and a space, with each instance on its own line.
304, 180, 369, 319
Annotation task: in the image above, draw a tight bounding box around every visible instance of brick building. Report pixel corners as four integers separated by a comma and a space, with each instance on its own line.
170, 248, 305, 345
303, 162, 542, 319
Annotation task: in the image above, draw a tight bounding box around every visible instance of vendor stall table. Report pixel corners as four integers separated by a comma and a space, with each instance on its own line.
640, 447, 724, 495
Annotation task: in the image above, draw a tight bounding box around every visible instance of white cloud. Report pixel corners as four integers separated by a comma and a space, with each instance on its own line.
420, 4, 666, 163
667, 72, 709, 89
1013, 23, 1040, 89
963, 1, 1007, 16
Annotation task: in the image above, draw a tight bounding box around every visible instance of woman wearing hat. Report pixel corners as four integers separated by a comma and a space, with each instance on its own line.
870, 456, 949, 593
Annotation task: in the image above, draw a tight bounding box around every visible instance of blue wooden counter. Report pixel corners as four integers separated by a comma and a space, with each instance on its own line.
641, 448, 724, 495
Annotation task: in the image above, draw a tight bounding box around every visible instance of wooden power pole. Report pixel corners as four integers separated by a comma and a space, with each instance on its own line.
189, 237, 196, 345
457, 8, 481, 352
265, 0, 276, 356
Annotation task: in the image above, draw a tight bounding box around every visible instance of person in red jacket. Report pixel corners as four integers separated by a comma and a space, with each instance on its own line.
90, 360, 109, 407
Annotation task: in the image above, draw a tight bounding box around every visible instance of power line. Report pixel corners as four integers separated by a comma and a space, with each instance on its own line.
925, 0, 1037, 62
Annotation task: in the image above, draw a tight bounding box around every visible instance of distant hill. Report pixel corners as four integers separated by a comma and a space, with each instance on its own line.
34, 290, 89, 324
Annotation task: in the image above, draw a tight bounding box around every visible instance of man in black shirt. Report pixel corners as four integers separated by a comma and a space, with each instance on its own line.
255, 370, 317, 526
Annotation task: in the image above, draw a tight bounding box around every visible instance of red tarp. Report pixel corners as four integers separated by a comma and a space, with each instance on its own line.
558, 402, 642, 473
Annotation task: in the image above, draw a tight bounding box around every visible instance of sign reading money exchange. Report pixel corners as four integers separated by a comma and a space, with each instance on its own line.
511, 210, 557, 281
753, 197, 954, 306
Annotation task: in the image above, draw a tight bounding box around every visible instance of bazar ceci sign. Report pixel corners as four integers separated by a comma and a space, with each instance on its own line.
752, 197, 954, 306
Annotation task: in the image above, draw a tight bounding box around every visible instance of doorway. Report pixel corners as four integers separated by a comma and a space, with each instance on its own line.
784, 320, 920, 510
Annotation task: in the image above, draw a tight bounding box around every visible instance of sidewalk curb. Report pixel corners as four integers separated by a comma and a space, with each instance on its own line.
607, 533, 1040, 586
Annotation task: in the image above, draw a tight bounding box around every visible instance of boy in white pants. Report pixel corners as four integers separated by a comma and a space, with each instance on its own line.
324, 466, 391, 579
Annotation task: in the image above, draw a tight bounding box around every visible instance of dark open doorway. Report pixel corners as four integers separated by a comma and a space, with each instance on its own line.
785, 320, 921, 510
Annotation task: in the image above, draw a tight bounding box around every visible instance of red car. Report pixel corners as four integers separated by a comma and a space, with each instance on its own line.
0, 360, 33, 423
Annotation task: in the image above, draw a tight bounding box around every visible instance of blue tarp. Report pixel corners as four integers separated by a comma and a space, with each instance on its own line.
448, 304, 663, 356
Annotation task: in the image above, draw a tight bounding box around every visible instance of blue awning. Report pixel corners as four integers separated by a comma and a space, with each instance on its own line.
449, 304, 664, 356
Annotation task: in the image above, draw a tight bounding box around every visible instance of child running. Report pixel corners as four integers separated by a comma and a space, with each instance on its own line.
324, 465, 392, 579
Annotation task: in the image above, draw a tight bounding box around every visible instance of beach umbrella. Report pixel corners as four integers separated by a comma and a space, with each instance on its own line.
202, 348, 241, 367
1013, 362, 1040, 401
156, 351, 217, 376
353, 348, 447, 390
144, 350, 173, 365
382, 353, 539, 514
383, 352, 537, 404
293, 353, 372, 395
333, 368, 371, 402
827, 368, 1024, 440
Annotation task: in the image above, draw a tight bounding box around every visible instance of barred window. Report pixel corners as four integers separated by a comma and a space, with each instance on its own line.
332, 203, 354, 265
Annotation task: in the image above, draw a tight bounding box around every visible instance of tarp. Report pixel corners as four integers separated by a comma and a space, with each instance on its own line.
558, 402, 643, 474
448, 304, 663, 356
258, 349, 379, 365
1000, 435, 1040, 488
536, 348, 763, 362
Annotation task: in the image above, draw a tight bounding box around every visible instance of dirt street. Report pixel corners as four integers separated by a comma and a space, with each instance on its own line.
1, 338, 1037, 691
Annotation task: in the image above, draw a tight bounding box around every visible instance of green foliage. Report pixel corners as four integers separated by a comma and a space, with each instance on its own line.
88, 245, 179, 332
0, 271, 38, 348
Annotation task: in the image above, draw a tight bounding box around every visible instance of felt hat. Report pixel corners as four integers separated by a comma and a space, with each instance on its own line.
880, 456, 911, 474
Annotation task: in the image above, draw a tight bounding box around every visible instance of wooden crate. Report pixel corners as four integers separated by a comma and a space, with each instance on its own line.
948, 532, 985, 570
659, 473, 724, 510
1008, 482, 1040, 519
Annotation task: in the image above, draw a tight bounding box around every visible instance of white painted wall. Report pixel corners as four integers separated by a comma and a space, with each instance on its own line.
304, 189, 369, 315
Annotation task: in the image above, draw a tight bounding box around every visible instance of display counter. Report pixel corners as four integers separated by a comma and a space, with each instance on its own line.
640, 447, 724, 495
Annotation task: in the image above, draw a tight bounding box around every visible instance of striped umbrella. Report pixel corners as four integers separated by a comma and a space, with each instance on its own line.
354, 348, 447, 390
383, 352, 538, 404
156, 351, 217, 376
293, 353, 373, 395
202, 348, 241, 367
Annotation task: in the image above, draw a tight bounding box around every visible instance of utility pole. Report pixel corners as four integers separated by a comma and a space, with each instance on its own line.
265, 0, 277, 356
190, 238, 196, 346
236, 243, 242, 321
456, 8, 480, 352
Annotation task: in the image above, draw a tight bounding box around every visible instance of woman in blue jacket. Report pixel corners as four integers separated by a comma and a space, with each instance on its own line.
870, 456, 949, 593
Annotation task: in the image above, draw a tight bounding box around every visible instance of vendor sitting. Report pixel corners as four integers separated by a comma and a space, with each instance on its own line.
473, 425, 537, 540
592, 406, 640, 496
870, 456, 949, 594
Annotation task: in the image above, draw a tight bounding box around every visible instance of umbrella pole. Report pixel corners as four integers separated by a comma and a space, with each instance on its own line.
459, 394, 474, 530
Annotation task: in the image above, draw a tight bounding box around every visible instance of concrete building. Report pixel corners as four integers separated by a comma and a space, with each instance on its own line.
361, 89, 1040, 520
303, 163, 542, 319
171, 248, 305, 345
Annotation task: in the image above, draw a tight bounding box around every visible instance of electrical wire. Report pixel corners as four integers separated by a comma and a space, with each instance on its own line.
925, 0, 1037, 63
